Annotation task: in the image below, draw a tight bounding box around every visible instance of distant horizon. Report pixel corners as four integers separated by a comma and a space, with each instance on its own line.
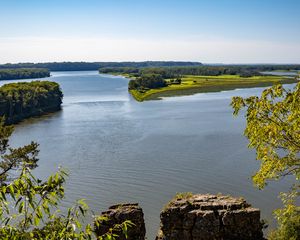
0, 61, 299, 65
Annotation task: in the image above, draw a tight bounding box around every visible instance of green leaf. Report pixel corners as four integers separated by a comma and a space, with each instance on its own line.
18, 201, 24, 213
33, 216, 40, 226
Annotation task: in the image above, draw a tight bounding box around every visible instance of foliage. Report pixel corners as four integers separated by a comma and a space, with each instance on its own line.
129, 74, 297, 102
0, 62, 201, 72
231, 83, 300, 187
100, 67, 140, 75
139, 66, 263, 77
0, 68, 50, 81
109, 65, 300, 102
268, 188, 300, 240
163, 192, 194, 210
94, 216, 135, 240
100, 64, 300, 78
174, 192, 193, 200
1, 62, 299, 74
128, 74, 166, 90
231, 82, 300, 239
0, 81, 63, 124
0, 120, 132, 239
0, 63, 101, 72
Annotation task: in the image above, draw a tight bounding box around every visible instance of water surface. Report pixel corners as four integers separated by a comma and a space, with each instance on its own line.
3, 71, 294, 239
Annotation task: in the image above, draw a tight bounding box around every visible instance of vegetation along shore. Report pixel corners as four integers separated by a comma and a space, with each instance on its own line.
0, 81, 63, 124
99, 65, 300, 101
0, 68, 50, 81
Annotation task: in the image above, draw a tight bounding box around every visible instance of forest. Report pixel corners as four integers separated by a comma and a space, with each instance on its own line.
125, 65, 299, 101
99, 64, 300, 78
128, 74, 167, 90
0, 61, 202, 71
0, 68, 50, 81
1, 62, 299, 74
0, 81, 63, 124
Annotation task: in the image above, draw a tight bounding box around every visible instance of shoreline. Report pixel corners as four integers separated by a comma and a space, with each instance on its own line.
126, 75, 298, 102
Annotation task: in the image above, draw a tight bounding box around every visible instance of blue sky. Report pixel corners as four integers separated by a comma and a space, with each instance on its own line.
0, 0, 299, 63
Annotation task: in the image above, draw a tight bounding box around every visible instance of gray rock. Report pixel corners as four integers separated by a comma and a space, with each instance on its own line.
156, 194, 264, 240
94, 203, 146, 240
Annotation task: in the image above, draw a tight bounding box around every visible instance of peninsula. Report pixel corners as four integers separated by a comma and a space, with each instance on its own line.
129, 74, 298, 101
99, 65, 300, 101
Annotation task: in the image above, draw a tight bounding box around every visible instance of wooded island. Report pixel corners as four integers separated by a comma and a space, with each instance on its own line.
0, 81, 63, 124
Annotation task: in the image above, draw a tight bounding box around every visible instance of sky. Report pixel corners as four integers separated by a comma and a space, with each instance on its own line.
0, 0, 299, 64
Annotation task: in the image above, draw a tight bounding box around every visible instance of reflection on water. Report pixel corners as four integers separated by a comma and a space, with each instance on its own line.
4, 71, 295, 239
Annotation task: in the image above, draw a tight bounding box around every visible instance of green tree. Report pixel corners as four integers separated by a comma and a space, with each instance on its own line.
231, 83, 300, 239
0, 118, 131, 239
0, 81, 63, 124
0, 68, 50, 81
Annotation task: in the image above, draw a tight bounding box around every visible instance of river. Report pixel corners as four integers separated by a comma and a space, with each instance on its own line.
2, 71, 295, 239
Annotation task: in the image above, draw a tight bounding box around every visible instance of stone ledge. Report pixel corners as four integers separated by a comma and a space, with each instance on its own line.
94, 203, 146, 240
156, 194, 264, 240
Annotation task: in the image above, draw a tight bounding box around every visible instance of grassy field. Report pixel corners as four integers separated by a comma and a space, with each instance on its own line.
128, 74, 298, 101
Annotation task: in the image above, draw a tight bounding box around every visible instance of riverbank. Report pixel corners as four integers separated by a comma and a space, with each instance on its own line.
128, 74, 298, 101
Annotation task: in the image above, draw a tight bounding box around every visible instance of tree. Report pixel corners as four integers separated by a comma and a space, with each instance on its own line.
0, 118, 131, 239
231, 83, 300, 239
0, 81, 63, 124
0, 68, 50, 81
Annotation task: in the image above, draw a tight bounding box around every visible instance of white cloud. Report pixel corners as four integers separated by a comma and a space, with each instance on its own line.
0, 36, 299, 64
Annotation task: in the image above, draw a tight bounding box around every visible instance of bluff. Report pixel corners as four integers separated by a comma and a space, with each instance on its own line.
95, 194, 264, 240
0, 81, 63, 124
94, 203, 146, 240
156, 194, 264, 240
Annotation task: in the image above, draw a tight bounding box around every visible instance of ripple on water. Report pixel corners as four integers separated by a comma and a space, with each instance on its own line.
7, 71, 294, 239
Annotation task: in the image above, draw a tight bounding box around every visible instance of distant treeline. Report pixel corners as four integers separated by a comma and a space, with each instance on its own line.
1, 62, 298, 74
126, 65, 300, 91
0, 68, 50, 81
0, 61, 202, 72
0, 81, 63, 124
100, 65, 300, 78
139, 66, 261, 77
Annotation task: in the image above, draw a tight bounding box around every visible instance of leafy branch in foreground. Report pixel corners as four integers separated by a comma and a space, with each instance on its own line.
231, 82, 300, 239
0, 118, 131, 239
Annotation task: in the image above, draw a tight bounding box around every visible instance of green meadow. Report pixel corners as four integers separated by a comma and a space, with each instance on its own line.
129, 75, 298, 101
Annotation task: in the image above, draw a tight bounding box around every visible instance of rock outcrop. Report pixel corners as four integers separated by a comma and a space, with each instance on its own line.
94, 203, 146, 240
156, 193, 264, 240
